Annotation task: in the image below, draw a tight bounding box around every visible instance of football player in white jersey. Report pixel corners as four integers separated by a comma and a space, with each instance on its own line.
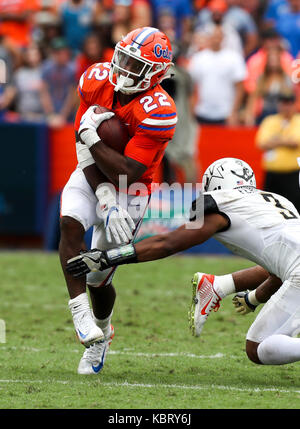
67, 157, 300, 367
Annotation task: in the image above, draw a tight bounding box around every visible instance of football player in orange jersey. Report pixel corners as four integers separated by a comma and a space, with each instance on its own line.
59, 27, 177, 374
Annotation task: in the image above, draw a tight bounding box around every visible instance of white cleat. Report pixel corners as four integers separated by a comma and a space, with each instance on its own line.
70, 307, 104, 347
77, 325, 114, 375
189, 272, 222, 337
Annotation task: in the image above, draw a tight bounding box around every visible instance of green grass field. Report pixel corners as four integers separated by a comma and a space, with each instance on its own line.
0, 252, 300, 410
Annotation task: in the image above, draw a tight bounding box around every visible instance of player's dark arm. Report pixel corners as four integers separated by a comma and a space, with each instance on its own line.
66, 214, 229, 277
134, 213, 228, 262
232, 271, 282, 315
76, 103, 149, 187
75, 131, 146, 191
89, 142, 147, 186
255, 274, 282, 303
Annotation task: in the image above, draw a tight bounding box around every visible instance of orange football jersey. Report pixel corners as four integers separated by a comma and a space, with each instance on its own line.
74, 62, 177, 194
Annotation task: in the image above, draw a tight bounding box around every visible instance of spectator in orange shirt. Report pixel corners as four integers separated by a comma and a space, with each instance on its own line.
112, 0, 152, 43
244, 47, 295, 125
244, 28, 294, 94
0, 0, 39, 49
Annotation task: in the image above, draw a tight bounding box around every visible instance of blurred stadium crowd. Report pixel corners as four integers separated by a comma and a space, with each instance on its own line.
1, 0, 300, 126
1, 0, 300, 198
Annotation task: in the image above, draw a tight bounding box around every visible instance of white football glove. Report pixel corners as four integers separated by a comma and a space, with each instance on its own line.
96, 184, 135, 245
78, 105, 115, 148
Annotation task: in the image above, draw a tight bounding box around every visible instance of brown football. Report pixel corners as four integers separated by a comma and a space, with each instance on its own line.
94, 105, 130, 154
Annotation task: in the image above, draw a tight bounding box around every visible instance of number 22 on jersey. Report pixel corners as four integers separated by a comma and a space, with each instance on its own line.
140, 92, 171, 113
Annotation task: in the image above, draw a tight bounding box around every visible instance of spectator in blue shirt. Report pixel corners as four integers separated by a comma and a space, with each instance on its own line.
150, 0, 194, 45
60, 0, 95, 55
273, 0, 300, 58
41, 37, 77, 127
263, 0, 290, 26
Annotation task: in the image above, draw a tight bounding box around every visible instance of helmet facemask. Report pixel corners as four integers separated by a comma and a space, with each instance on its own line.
109, 43, 171, 94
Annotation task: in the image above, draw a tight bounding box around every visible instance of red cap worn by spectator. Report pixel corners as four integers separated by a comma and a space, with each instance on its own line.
208, 0, 228, 13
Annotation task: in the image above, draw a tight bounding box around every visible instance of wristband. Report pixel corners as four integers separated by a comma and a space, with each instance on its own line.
76, 142, 95, 169
247, 290, 260, 306
104, 244, 138, 266
244, 292, 258, 311
80, 129, 101, 149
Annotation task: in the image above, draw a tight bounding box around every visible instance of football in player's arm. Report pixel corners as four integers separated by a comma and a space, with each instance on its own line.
67, 158, 300, 368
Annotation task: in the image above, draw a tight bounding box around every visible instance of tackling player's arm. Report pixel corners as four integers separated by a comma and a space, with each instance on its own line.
133, 213, 227, 262
66, 213, 229, 277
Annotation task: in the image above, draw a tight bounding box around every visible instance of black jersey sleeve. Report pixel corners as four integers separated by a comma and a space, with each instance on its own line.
189, 194, 231, 232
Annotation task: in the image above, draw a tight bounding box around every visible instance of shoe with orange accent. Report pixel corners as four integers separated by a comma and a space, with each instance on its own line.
77, 325, 115, 375
189, 272, 222, 337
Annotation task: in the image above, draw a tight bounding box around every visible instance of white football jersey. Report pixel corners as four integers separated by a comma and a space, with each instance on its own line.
202, 188, 300, 281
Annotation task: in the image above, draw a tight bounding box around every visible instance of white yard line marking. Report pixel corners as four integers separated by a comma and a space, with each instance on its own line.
0, 346, 227, 359
109, 351, 225, 359
0, 378, 299, 395
102, 381, 300, 395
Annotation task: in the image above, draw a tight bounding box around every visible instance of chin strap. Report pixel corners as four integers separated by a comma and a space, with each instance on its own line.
162, 71, 175, 80
114, 74, 135, 93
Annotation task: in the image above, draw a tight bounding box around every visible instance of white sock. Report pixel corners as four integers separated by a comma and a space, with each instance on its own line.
257, 334, 300, 365
94, 311, 113, 339
68, 292, 90, 315
213, 274, 236, 299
